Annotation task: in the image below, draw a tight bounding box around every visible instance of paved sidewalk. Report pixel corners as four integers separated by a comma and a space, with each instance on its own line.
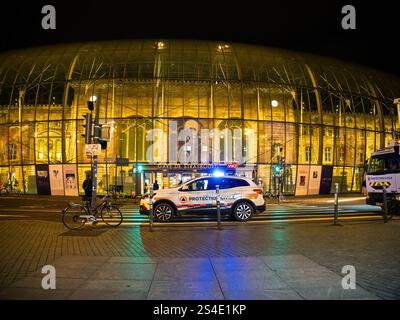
0, 218, 399, 300
0, 255, 378, 300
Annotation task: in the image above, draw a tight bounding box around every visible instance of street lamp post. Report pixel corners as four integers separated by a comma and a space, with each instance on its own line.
88, 96, 101, 212
394, 98, 400, 141
149, 187, 154, 231
216, 185, 221, 230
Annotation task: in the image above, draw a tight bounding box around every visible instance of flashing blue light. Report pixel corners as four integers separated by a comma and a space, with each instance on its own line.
213, 170, 224, 177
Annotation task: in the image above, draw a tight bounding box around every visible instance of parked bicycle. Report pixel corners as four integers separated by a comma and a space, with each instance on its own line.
0, 181, 22, 196
61, 194, 123, 230
263, 190, 285, 202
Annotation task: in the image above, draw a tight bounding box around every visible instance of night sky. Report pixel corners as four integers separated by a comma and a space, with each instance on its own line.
1, 0, 399, 77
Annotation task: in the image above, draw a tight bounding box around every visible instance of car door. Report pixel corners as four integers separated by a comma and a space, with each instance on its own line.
178, 178, 216, 213
213, 177, 238, 209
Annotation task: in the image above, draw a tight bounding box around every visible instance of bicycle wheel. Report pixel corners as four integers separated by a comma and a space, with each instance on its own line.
101, 205, 123, 227
62, 205, 87, 230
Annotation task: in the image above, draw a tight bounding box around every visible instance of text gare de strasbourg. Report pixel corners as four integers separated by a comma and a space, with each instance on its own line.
145, 120, 255, 165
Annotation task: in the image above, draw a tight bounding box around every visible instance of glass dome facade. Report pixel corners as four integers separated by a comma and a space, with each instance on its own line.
1, 39, 400, 195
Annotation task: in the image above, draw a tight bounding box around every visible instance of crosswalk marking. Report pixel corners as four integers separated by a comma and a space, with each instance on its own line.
114, 204, 384, 224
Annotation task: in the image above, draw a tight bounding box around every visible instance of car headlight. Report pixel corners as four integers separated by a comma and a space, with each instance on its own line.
144, 192, 157, 199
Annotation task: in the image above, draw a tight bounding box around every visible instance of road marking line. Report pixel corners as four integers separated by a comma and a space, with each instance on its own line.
0, 214, 30, 218
326, 197, 367, 203
89, 214, 383, 227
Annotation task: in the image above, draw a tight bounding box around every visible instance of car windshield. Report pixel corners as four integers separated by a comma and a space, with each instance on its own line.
181, 178, 210, 191
367, 155, 400, 174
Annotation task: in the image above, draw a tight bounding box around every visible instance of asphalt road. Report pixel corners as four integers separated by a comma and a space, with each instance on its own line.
0, 195, 384, 225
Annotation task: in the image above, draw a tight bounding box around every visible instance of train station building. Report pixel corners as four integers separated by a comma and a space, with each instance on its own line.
0, 40, 399, 196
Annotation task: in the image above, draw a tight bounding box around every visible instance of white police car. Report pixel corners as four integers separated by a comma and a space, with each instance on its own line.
140, 176, 265, 222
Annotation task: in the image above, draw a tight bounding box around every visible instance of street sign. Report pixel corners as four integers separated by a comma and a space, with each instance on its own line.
85, 144, 101, 156
116, 157, 129, 166
227, 161, 239, 169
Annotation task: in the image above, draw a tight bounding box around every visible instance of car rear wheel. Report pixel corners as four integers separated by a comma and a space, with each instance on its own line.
233, 202, 254, 222
154, 203, 174, 222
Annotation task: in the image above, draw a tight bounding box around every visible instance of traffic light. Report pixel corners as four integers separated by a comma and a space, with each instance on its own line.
94, 124, 102, 141
135, 164, 143, 173
87, 100, 95, 111
273, 164, 282, 176
93, 124, 108, 150
100, 140, 107, 150
82, 113, 93, 144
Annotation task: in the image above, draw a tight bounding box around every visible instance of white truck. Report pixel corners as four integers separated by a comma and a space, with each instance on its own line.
366, 143, 400, 214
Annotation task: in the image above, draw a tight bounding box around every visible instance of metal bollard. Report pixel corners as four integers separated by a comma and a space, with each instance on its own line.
277, 176, 281, 205
149, 187, 154, 231
383, 184, 388, 223
333, 182, 340, 226
216, 185, 222, 230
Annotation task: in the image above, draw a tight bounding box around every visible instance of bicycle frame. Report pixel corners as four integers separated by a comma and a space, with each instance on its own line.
88, 196, 112, 213
66, 195, 111, 221
62, 193, 123, 230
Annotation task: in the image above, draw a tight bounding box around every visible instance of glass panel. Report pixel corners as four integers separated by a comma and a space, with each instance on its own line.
331, 166, 344, 193
0, 167, 10, 190
355, 129, 366, 166
23, 104, 36, 122
198, 84, 210, 118
64, 120, 77, 163
9, 126, 20, 165
259, 87, 272, 121
0, 126, 8, 165
352, 96, 365, 129
23, 165, 37, 194
365, 130, 376, 161
298, 124, 312, 164
321, 90, 334, 126
228, 84, 242, 119
49, 121, 62, 163
21, 124, 35, 165
342, 167, 353, 193
243, 86, 257, 120
122, 82, 138, 118
183, 83, 198, 118
334, 127, 345, 166
49, 82, 64, 120
78, 164, 91, 195
258, 122, 269, 164
35, 122, 48, 164
322, 126, 334, 165
213, 83, 228, 119
9, 165, 23, 193
35, 105, 49, 121
345, 128, 356, 167
352, 167, 364, 192
0, 106, 8, 124
271, 122, 285, 163
271, 87, 285, 122
285, 123, 296, 164
165, 82, 183, 118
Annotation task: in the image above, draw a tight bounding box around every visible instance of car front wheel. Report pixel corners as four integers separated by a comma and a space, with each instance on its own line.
154, 203, 174, 222
232, 202, 254, 222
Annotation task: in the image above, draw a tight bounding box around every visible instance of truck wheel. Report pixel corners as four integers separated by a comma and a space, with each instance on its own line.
232, 202, 254, 222
154, 203, 174, 222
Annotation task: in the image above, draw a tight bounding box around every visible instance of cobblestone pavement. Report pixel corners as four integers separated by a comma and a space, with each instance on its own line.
0, 218, 399, 299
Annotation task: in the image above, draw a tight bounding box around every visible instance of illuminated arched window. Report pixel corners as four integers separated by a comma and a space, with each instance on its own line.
37, 140, 44, 161
55, 139, 61, 161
